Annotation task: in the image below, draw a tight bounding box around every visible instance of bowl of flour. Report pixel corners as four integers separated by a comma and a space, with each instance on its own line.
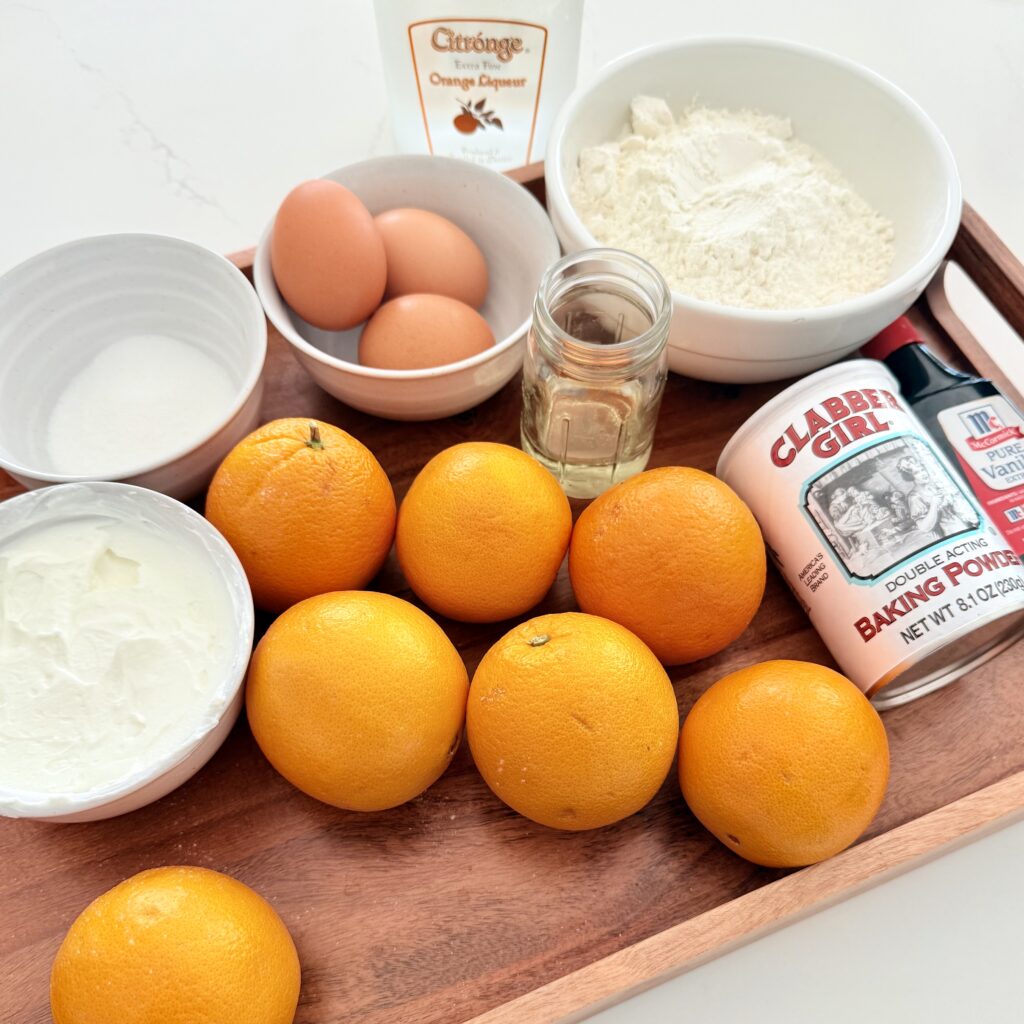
545, 38, 961, 383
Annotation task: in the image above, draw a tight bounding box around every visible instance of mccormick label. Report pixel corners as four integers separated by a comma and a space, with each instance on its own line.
937, 395, 1024, 556
718, 361, 1024, 700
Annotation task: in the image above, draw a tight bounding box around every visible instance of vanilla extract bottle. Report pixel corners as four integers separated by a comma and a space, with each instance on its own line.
862, 316, 1024, 556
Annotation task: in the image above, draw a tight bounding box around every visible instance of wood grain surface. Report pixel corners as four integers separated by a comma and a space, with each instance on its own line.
2, 202, 1024, 1024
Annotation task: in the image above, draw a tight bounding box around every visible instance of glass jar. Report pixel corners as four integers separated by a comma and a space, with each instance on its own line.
520, 248, 671, 498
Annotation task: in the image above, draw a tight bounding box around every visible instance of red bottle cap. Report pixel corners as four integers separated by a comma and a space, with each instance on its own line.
860, 316, 923, 361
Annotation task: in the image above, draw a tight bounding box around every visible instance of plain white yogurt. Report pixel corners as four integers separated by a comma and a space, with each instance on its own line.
0, 513, 236, 797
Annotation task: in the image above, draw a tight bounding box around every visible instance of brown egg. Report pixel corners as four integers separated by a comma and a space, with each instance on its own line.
359, 294, 495, 371
374, 208, 489, 309
271, 180, 386, 330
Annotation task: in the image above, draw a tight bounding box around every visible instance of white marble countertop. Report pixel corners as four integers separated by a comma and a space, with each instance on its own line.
3, 2, 1024, 1021
3, 0, 1024, 271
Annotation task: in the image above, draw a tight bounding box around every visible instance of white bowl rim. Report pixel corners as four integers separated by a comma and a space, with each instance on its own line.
0, 480, 254, 819
253, 154, 560, 381
665, 332, 863, 363
546, 35, 963, 323
0, 232, 267, 485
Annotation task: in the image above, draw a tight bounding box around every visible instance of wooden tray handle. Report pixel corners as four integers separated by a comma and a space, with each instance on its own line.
951, 203, 1024, 340
930, 202, 1024, 407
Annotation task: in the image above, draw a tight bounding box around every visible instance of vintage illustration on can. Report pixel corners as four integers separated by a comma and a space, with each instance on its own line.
805, 434, 980, 581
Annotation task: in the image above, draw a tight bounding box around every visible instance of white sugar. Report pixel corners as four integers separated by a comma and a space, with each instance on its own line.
47, 334, 237, 476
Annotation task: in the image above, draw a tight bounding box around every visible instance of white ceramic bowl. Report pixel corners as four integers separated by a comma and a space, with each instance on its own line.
0, 481, 254, 822
254, 155, 561, 420
0, 234, 267, 498
546, 38, 962, 383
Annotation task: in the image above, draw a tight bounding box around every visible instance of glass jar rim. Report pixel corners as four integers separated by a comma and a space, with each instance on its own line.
532, 247, 673, 374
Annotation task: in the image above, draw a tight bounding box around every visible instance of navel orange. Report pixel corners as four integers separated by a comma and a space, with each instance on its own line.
467, 612, 679, 830
679, 660, 890, 867
247, 590, 468, 811
569, 466, 766, 665
206, 418, 395, 612
396, 442, 572, 623
50, 866, 300, 1024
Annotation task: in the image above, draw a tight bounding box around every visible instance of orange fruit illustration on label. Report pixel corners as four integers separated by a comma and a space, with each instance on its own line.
679, 660, 890, 867
453, 97, 503, 134
206, 418, 396, 612
397, 442, 571, 623
569, 466, 766, 665
50, 866, 300, 1024
468, 612, 679, 831
247, 591, 468, 812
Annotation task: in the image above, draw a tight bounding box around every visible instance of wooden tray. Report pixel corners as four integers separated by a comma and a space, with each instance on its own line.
4, 167, 1024, 1024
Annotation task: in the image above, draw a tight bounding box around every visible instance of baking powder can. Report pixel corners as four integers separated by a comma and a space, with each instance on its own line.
717, 360, 1024, 709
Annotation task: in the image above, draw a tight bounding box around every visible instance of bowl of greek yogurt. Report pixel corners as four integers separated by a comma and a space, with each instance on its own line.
0, 482, 254, 822
0, 234, 266, 499
545, 37, 962, 383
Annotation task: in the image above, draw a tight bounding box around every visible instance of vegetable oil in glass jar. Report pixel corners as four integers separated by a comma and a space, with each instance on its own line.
520, 249, 671, 498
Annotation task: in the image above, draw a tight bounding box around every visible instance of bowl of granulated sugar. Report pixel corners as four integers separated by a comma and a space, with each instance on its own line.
0, 234, 266, 498
546, 37, 961, 384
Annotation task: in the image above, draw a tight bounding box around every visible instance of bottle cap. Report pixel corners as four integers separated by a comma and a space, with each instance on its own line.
860, 316, 922, 361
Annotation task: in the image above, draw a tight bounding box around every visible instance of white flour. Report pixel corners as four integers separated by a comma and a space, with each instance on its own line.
571, 97, 895, 310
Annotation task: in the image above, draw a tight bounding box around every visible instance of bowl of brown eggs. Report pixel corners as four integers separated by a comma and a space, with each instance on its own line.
254, 155, 560, 420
